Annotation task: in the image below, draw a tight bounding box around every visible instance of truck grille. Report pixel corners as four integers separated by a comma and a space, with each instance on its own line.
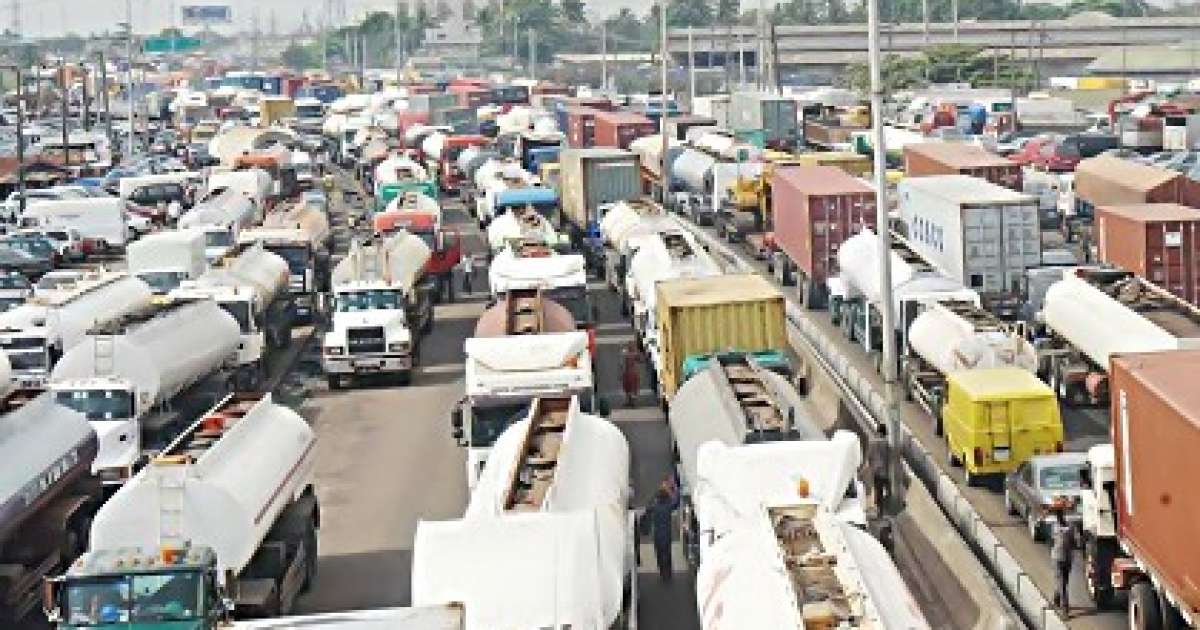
347, 327, 385, 354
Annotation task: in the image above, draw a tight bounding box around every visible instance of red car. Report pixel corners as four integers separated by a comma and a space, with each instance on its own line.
1008, 135, 1080, 172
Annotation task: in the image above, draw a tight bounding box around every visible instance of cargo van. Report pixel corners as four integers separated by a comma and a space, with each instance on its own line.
21, 198, 130, 249
942, 367, 1063, 486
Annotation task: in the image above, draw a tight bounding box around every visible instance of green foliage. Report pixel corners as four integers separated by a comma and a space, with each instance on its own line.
842, 44, 1033, 93
667, 0, 713, 27
281, 43, 319, 71
561, 0, 587, 23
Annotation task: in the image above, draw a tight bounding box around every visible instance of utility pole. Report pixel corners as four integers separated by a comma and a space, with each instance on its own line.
81, 62, 91, 132
528, 28, 536, 82
395, 0, 404, 82
601, 21, 608, 92
688, 26, 696, 107
99, 51, 113, 147
512, 16, 519, 72
14, 66, 26, 216
922, 0, 929, 44
659, 0, 669, 204
59, 60, 69, 168
757, 0, 767, 90
952, 0, 959, 42
322, 0, 330, 73
125, 0, 135, 162
251, 9, 261, 72
866, 0, 904, 515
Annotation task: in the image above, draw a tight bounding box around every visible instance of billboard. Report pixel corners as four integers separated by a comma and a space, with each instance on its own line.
181, 5, 232, 25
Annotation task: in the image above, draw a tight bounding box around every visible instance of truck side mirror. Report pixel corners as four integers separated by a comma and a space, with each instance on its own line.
450, 403, 464, 431
42, 579, 61, 623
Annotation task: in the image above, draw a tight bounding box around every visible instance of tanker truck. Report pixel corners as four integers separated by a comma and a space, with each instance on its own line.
171, 243, 294, 389
901, 298, 1038, 431
1077, 351, 1200, 629
178, 188, 259, 262
597, 198, 678, 294
239, 203, 331, 321
692, 437, 929, 630
414, 395, 636, 630
43, 392, 320, 625
0, 382, 100, 623
473, 158, 536, 227
485, 202, 564, 255
375, 191, 462, 303
1038, 267, 1200, 406
452, 294, 593, 488
374, 153, 435, 211
489, 241, 595, 353
49, 298, 241, 486
0, 271, 153, 388
126, 229, 207, 294
322, 232, 435, 388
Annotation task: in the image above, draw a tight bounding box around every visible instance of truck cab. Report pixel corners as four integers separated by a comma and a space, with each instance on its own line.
323, 284, 418, 388
51, 377, 140, 486
238, 229, 327, 321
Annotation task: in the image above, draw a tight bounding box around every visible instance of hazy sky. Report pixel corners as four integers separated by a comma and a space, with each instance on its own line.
20, 0, 658, 38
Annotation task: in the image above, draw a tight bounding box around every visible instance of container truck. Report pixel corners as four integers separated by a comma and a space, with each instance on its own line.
516, 130, 564, 173
414, 395, 635, 630
452, 329, 594, 489
0, 271, 153, 388
625, 227, 722, 352
126, 229, 207, 294
903, 142, 1023, 190
49, 298, 241, 486
44, 392, 320, 624
323, 233, 435, 388
902, 299, 1037, 431
728, 92, 800, 150
771, 165, 877, 309
1094, 203, 1200, 306
652, 274, 787, 403
374, 193, 463, 302
566, 107, 599, 148
898, 175, 1041, 318
171, 244, 294, 389
1071, 156, 1183, 241
558, 148, 641, 266
239, 204, 331, 321
1039, 267, 1200, 406
0, 393, 98, 624
691, 437, 928, 630
489, 242, 594, 348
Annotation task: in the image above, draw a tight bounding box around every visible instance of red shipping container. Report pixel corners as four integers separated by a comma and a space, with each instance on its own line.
771, 165, 877, 307
396, 111, 430, 137
904, 142, 1023, 190
567, 107, 599, 149
1110, 350, 1200, 624
565, 97, 615, 112
1095, 203, 1200, 305
592, 111, 656, 150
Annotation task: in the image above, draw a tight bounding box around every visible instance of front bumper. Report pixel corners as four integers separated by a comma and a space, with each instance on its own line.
323, 353, 412, 375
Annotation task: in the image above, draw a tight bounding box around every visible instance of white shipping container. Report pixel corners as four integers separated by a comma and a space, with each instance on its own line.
898, 175, 1040, 297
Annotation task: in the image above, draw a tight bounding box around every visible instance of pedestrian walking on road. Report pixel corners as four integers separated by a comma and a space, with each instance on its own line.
620, 341, 643, 407
1050, 505, 1077, 617
459, 255, 475, 294
867, 435, 890, 513
642, 479, 680, 582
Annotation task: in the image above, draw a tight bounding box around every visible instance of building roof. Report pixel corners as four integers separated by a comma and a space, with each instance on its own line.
1087, 44, 1200, 74
1097, 203, 1200, 223
773, 165, 874, 196
905, 142, 1014, 168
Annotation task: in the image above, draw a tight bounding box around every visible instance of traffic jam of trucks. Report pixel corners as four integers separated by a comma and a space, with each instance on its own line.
12, 39, 1200, 630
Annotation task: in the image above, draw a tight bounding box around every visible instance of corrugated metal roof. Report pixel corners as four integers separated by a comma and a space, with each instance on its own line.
905, 142, 1014, 168
657, 274, 781, 307
1097, 203, 1200, 222
901, 174, 1034, 205
773, 165, 874, 196
1076, 156, 1180, 192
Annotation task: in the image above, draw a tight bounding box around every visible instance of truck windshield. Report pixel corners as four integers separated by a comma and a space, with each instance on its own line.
472, 403, 530, 447
3, 348, 48, 370
136, 271, 187, 295
546, 286, 592, 326
0, 296, 23, 312
219, 300, 253, 333
269, 245, 310, 275
1040, 464, 1084, 491
205, 229, 233, 248
296, 104, 324, 118
336, 290, 402, 312
64, 571, 204, 626
55, 389, 136, 420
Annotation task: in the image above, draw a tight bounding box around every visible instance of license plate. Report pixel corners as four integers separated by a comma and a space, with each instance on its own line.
993, 448, 1011, 462
353, 360, 381, 371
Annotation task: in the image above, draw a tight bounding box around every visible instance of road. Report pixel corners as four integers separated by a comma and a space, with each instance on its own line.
690, 221, 1123, 629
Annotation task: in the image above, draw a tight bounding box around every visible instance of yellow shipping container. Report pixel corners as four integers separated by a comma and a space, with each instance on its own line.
942, 368, 1064, 485
540, 162, 561, 194
655, 274, 786, 401
1077, 77, 1127, 90
792, 151, 872, 178
259, 96, 296, 127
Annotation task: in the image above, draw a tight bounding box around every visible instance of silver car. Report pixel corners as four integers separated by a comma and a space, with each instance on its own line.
1004, 452, 1088, 542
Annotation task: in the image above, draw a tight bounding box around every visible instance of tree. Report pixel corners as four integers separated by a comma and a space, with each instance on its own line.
668, 0, 713, 27
561, 0, 586, 23
281, 43, 319, 70
714, 0, 739, 21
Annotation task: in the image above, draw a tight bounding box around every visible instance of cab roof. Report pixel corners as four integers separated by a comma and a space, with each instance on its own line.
66, 546, 216, 578
948, 367, 1053, 400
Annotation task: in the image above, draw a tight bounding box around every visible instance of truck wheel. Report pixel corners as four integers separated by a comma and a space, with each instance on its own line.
964, 467, 979, 488
1085, 538, 1115, 609
1130, 581, 1162, 630
300, 527, 318, 593
397, 371, 412, 386
327, 375, 342, 390
1027, 510, 1043, 542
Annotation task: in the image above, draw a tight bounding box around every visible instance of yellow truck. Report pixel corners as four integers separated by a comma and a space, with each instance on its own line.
942, 367, 1064, 486
259, 96, 296, 127
654, 274, 787, 402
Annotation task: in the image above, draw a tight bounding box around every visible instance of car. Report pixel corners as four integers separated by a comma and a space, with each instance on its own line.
0, 271, 32, 311
1009, 135, 1081, 172
0, 235, 58, 267
17, 227, 86, 262
987, 130, 1039, 156
34, 269, 88, 295
0, 244, 52, 279
1004, 452, 1089, 542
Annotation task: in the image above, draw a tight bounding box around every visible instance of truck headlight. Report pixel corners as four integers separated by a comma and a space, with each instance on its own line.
389, 342, 410, 354
324, 346, 344, 356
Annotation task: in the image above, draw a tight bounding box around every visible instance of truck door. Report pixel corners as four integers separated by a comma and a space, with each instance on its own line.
985, 401, 1014, 466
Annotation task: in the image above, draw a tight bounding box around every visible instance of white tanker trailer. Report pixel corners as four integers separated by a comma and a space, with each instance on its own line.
178, 189, 259, 262
1039, 267, 1200, 405
413, 395, 635, 630
902, 299, 1037, 428
49, 298, 241, 486
240, 203, 332, 320
485, 204, 562, 254
45, 392, 320, 624
0, 271, 153, 388
597, 198, 679, 292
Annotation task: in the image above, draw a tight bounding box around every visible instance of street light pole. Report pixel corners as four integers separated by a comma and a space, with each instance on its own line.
394, 0, 403, 83
125, 0, 135, 162
98, 51, 113, 149
59, 59, 70, 168
13, 66, 27, 217
659, 0, 669, 205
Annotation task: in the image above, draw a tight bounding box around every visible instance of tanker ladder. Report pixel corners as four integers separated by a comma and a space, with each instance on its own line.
901, 299, 1011, 434
711, 353, 797, 441
505, 288, 549, 335
503, 396, 571, 512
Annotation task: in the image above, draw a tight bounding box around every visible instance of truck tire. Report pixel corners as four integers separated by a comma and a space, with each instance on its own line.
1085, 537, 1115, 609
1130, 581, 1162, 630
327, 375, 342, 390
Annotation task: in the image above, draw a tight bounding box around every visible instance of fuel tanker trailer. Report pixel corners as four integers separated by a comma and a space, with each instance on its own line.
597, 198, 678, 293
49, 298, 241, 487
44, 392, 320, 624
240, 203, 332, 320
375, 191, 462, 302
485, 203, 563, 255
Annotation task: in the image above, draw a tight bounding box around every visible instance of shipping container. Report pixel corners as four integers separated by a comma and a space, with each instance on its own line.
666, 115, 716, 142
903, 142, 1023, 190
1095, 203, 1200, 305
729, 93, 800, 149
1073, 156, 1183, 221
655, 274, 787, 401
692, 95, 731, 127
558, 148, 642, 235
898, 175, 1041, 312
407, 93, 457, 114
1110, 350, 1200, 627
790, 151, 872, 178
772, 166, 877, 308
592, 110, 656, 149
396, 110, 431, 136
567, 107, 599, 148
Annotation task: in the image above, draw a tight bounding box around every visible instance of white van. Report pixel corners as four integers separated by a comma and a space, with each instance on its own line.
22, 198, 130, 249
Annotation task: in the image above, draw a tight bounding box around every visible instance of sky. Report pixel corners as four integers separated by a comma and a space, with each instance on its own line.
17, 0, 658, 39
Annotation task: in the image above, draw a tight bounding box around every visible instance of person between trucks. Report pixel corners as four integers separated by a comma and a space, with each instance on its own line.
459, 254, 475, 293
867, 434, 889, 512
1050, 503, 1076, 617
621, 341, 643, 407
167, 199, 182, 225
642, 479, 680, 582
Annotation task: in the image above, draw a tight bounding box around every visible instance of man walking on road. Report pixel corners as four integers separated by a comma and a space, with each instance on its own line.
643, 479, 680, 582
1050, 505, 1077, 617
459, 255, 475, 294
620, 341, 643, 407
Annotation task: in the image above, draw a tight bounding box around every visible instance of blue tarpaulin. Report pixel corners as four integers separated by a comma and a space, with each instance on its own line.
495, 187, 559, 210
